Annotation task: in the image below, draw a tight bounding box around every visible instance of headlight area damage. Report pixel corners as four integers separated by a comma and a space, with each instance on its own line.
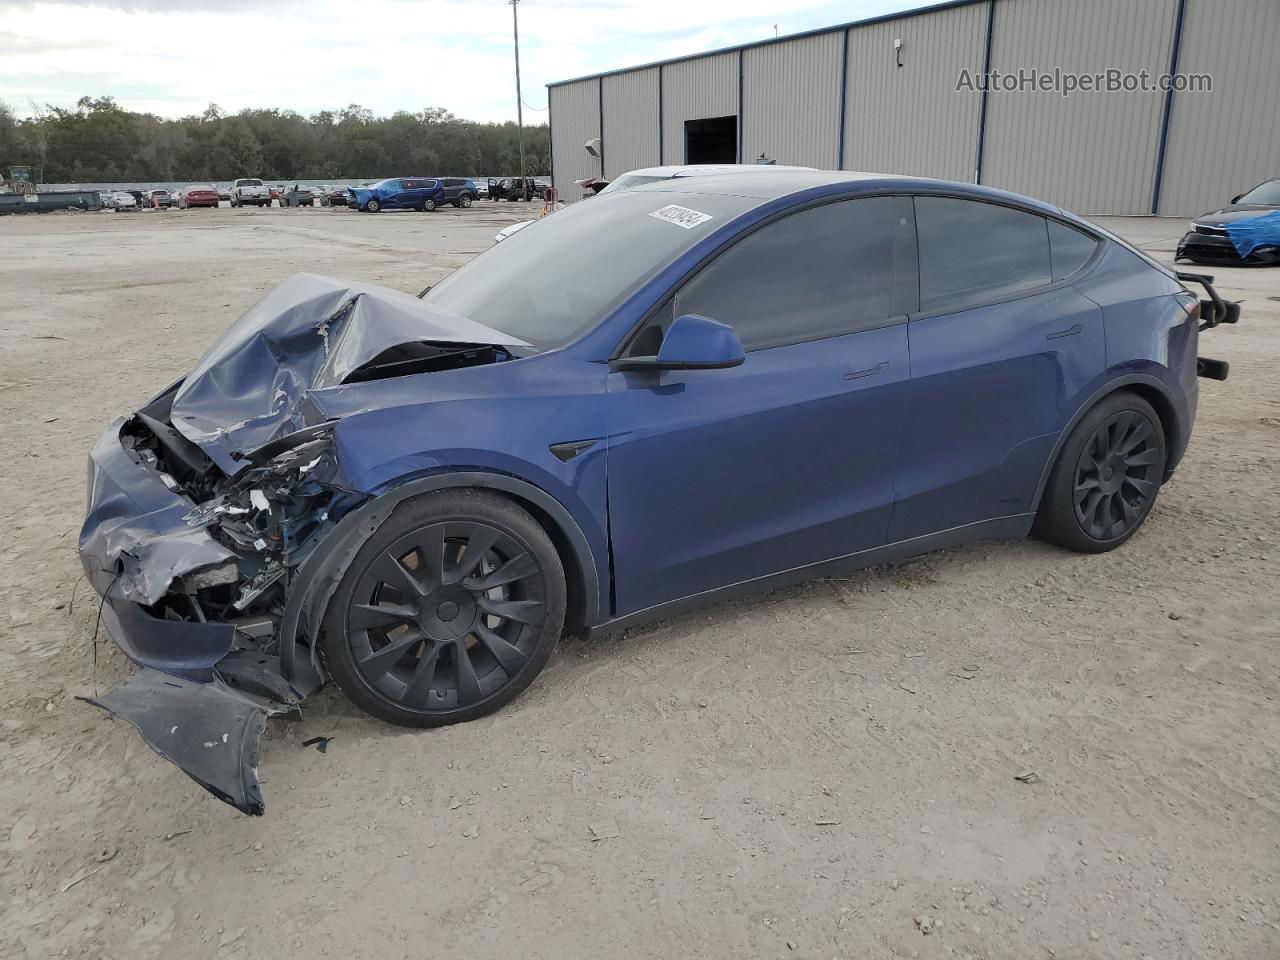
78, 274, 528, 814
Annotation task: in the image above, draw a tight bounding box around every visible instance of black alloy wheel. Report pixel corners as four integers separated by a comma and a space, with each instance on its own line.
1072, 410, 1162, 540
1035, 391, 1166, 553
322, 490, 565, 727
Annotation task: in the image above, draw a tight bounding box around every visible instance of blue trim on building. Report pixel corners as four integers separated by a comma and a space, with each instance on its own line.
1151, 0, 1188, 215
973, 0, 996, 184
837, 28, 850, 169
657, 65, 665, 164
737, 49, 745, 163
547, 85, 555, 188
597, 76, 605, 176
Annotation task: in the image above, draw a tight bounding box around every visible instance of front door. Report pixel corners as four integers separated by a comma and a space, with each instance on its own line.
606, 196, 916, 616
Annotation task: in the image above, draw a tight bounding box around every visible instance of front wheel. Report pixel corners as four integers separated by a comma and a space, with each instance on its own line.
1034, 391, 1166, 553
366, 198, 381, 213
321, 490, 566, 728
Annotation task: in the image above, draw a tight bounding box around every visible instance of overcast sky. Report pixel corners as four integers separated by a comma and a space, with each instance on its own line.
0, 0, 912, 122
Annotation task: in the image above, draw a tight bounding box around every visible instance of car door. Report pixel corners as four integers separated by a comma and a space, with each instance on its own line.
888, 195, 1105, 542
393, 179, 419, 208
606, 195, 916, 616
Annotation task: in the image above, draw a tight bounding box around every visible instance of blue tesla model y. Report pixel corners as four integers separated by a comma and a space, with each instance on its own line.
79, 171, 1238, 812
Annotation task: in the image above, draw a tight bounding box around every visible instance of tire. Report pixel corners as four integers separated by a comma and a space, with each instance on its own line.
366, 198, 381, 213
1034, 391, 1167, 553
458, 194, 473, 208
321, 489, 566, 728
423, 198, 436, 212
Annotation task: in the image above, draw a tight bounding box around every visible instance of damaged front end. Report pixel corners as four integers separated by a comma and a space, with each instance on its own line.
78, 274, 528, 814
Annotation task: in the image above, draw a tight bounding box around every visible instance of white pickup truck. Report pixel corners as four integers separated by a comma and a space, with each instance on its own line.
229, 178, 271, 208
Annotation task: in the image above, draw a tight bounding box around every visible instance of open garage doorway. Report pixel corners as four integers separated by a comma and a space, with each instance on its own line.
684, 116, 737, 164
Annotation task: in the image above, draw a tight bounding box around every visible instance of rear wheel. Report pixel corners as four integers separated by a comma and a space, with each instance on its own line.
423, 198, 437, 212
1034, 391, 1166, 553
321, 490, 566, 728
458, 194, 473, 208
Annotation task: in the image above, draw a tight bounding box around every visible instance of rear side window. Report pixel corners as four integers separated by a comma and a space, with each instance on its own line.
672, 197, 903, 352
915, 197, 1052, 314
1048, 220, 1100, 280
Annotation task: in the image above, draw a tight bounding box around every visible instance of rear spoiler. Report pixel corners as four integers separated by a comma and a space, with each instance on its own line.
1176, 271, 1241, 330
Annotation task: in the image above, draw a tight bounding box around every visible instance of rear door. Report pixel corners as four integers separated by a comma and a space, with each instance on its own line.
888, 196, 1105, 541
606, 196, 916, 616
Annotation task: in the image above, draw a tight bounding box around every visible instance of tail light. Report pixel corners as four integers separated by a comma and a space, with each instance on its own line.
1175, 289, 1200, 320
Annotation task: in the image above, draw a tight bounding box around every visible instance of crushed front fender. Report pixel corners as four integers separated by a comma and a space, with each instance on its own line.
85, 668, 281, 815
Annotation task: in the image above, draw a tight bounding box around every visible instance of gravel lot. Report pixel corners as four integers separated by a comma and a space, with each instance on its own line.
1, 204, 1276, 959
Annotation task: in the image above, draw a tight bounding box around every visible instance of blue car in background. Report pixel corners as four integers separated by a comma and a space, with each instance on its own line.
78, 170, 1239, 813
349, 177, 449, 212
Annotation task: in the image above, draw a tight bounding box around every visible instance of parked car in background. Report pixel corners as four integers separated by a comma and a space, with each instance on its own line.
127, 190, 147, 208
230, 178, 271, 208
1177, 177, 1280, 265
78, 170, 1239, 814
109, 191, 138, 211
489, 177, 546, 202
326, 186, 352, 208
145, 189, 175, 209
177, 184, 220, 209
349, 177, 447, 212
217, 186, 232, 201
475, 180, 490, 199
98, 191, 116, 209
439, 177, 479, 207
281, 184, 316, 207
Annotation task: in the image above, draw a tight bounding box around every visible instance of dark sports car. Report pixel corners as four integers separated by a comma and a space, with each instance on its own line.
1177, 178, 1280, 265
79, 171, 1239, 814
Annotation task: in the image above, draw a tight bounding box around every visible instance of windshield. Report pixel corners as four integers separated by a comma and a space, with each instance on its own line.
238, 179, 263, 187
423, 189, 755, 351
1237, 180, 1280, 205
370, 179, 397, 189
598, 174, 671, 195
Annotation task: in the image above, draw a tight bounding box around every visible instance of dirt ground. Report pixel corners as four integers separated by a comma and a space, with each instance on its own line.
0, 204, 1276, 960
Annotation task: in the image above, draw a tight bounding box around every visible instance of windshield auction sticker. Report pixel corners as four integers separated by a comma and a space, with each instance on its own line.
649, 204, 713, 229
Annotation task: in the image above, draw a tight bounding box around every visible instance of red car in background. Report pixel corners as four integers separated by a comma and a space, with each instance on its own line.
177, 184, 220, 209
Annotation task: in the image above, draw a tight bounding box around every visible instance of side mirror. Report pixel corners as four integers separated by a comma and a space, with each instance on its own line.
1231, 194, 1243, 204
612, 314, 746, 372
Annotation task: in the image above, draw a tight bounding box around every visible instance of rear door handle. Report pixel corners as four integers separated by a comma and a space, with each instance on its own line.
844, 361, 889, 381
1046, 323, 1083, 340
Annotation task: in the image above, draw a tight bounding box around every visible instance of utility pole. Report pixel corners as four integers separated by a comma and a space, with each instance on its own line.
511, 0, 527, 187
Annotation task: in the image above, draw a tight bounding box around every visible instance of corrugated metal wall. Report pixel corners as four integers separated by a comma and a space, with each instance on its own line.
742, 33, 843, 169
549, 0, 1278, 216
549, 79, 601, 196
842, 3, 987, 180
660, 52, 739, 165
1157, 0, 1280, 216
602, 68, 661, 179
981, 0, 1178, 215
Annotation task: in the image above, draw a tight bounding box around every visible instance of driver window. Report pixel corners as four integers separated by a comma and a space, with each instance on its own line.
660, 197, 902, 353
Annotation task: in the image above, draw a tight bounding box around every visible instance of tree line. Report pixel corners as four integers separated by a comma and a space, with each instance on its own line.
0, 97, 550, 185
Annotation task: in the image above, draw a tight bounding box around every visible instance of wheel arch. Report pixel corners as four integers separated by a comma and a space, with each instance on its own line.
1030, 374, 1185, 516
276, 470, 601, 693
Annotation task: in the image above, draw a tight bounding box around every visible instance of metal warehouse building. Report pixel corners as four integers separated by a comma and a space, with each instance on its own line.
547, 0, 1279, 216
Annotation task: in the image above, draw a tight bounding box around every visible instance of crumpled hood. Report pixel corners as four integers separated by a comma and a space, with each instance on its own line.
1194, 203, 1279, 227
169, 273, 528, 472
